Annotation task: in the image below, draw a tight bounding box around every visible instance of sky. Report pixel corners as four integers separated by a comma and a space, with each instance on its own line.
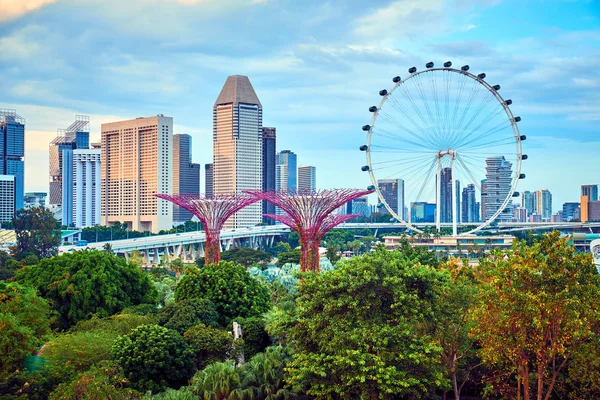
1, 0, 599, 211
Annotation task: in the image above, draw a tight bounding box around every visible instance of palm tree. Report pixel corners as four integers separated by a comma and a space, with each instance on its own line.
191, 361, 243, 400
237, 347, 295, 400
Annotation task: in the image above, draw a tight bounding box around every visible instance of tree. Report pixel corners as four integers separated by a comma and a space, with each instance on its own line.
235, 317, 271, 359
70, 313, 156, 336
49, 361, 142, 399
170, 257, 185, 279
237, 346, 294, 400
190, 360, 242, 399
0, 281, 52, 379
112, 324, 196, 393
276, 248, 301, 267
325, 245, 341, 266
12, 206, 61, 259
286, 247, 446, 398
157, 298, 219, 333
268, 241, 291, 256
221, 248, 273, 268
471, 232, 600, 400
15, 250, 158, 329
184, 323, 235, 369
175, 262, 271, 325
42, 331, 115, 372
348, 239, 363, 255
0, 250, 25, 280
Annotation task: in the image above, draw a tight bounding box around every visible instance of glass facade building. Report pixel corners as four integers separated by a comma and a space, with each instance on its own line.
0, 110, 25, 210
173, 134, 200, 223
262, 127, 276, 223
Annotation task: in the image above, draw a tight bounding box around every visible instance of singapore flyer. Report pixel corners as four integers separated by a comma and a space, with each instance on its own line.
361, 61, 527, 236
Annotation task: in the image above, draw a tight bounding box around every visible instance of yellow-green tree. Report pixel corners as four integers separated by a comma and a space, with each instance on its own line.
471, 231, 600, 400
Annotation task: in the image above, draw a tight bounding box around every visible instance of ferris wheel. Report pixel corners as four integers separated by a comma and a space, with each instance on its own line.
360, 61, 526, 235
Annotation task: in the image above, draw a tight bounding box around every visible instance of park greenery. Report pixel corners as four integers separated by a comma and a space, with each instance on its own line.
0, 222, 599, 399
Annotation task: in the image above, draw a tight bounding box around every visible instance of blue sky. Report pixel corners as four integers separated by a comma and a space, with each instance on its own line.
1, 0, 599, 211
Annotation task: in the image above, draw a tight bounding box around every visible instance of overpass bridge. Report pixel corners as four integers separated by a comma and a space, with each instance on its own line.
60, 225, 290, 266
336, 222, 600, 234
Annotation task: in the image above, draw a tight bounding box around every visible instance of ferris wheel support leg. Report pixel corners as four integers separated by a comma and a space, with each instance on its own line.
451, 157, 458, 237
436, 159, 441, 233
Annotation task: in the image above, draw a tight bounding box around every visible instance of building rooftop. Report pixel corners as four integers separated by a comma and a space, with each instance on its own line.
214, 75, 262, 108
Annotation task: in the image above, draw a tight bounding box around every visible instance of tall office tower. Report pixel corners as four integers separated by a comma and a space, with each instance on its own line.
173, 134, 200, 223
581, 195, 589, 222
298, 166, 316, 191
101, 115, 173, 233
455, 179, 461, 223
534, 189, 552, 219
0, 110, 25, 210
205, 163, 213, 199
0, 175, 15, 223
562, 202, 580, 222
461, 184, 478, 223
213, 75, 263, 228
24, 192, 47, 208
262, 127, 276, 223
589, 201, 600, 222
378, 179, 405, 219
50, 116, 90, 211
480, 179, 488, 221
346, 196, 370, 216
481, 156, 513, 222
521, 190, 535, 217
581, 184, 599, 202
72, 149, 101, 228
438, 167, 453, 223
276, 150, 297, 191
410, 202, 436, 223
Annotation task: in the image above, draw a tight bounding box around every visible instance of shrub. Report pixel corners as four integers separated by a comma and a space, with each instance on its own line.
235, 317, 270, 359
184, 323, 234, 369
157, 298, 219, 333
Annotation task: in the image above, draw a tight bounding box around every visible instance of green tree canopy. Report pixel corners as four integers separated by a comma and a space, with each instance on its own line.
157, 298, 219, 333
175, 262, 271, 325
276, 248, 301, 267
286, 247, 446, 399
471, 231, 600, 400
235, 317, 271, 359
221, 247, 273, 267
184, 323, 234, 370
12, 206, 61, 259
112, 324, 195, 393
0, 281, 52, 379
15, 250, 158, 329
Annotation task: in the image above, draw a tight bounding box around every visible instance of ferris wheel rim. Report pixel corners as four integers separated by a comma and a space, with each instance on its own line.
364, 66, 523, 236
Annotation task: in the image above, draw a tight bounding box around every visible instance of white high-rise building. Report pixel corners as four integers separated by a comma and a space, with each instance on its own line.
213, 75, 263, 228
377, 178, 405, 220
100, 115, 173, 233
0, 175, 15, 223
298, 166, 316, 191
72, 149, 101, 228
481, 156, 513, 222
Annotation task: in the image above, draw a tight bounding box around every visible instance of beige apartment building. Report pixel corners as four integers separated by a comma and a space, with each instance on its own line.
213, 75, 263, 228
100, 115, 173, 233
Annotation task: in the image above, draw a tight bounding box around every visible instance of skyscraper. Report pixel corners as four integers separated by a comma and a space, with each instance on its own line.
213, 75, 263, 228
461, 184, 478, 223
378, 179, 405, 219
0, 109, 25, 210
50, 116, 90, 211
205, 163, 213, 199
481, 156, 513, 222
521, 190, 535, 217
455, 179, 461, 223
0, 175, 15, 223
534, 189, 552, 219
346, 196, 370, 216
276, 150, 297, 191
72, 149, 101, 228
173, 134, 200, 223
438, 168, 453, 223
101, 115, 173, 233
581, 185, 599, 202
262, 127, 276, 223
298, 166, 316, 191
410, 202, 436, 223
562, 202, 579, 222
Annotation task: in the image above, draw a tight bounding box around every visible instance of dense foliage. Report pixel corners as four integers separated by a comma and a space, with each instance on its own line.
235, 317, 271, 359
157, 298, 219, 333
15, 250, 158, 329
221, 247, 273, 267
184, 323, 235, 370
0, 281, 52, 379
276, 248, 301, 267
175, 262, 271, 324
112, 324, 196, 393
12, 206, 61, 259
286, 247, 446, 398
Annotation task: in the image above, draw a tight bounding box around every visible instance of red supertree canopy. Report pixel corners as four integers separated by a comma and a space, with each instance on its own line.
246, 189, 374, 272
154, 194, 259, 265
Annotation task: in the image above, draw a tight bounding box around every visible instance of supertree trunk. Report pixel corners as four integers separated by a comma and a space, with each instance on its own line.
204, 232, 221, 265
300, 235, 321, 272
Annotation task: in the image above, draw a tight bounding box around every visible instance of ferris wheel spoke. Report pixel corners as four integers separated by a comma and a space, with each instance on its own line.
378, 110, 438, 148
414, 73, 444, 143
413, 158, 437, 202
376, 155, 434, 181
369, 145, 436, 154
455, 156, 483, 192
459, 137, 517, 152
371, 155, 434, 174
370, 154, 433, 166
427, 71, 443, 137
372, 128, 433, 151
453, 79, 484, 146
387, 93, 439, 146
461, 120, 512, 149
454, 106, 507, 149
451, 94, 496, 148
393, 80, 441, 144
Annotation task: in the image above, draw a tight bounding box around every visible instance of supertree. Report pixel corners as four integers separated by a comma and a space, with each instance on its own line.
154, 194, 259, 265
245, 189, 374, 272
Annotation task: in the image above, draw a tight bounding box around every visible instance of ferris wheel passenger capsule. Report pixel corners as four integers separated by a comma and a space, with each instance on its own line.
512, 192, 520, 197
392, 76, 401, 83
359, 145, 368, 151
361, 165, 370, 171
505, 99, 512, 105
519, 174, 526, 179
514, 116, 521, 122
461, 65, 470, 71
379, 89, 388, 96
369, 106, 378, 112
444, 61, 452, 67
492, 84, 501, 91
408, 66, 417, 73
362, 125, 371, 131
520, 135, 527, 140
426, 62, 434, 68
367, 185, 375, 191
477, 73, 486, 79
521, 154, 528, 160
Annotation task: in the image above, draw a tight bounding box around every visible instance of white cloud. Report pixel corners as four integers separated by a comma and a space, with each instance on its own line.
0, 0, 56, 22
573, 78, 599, 88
